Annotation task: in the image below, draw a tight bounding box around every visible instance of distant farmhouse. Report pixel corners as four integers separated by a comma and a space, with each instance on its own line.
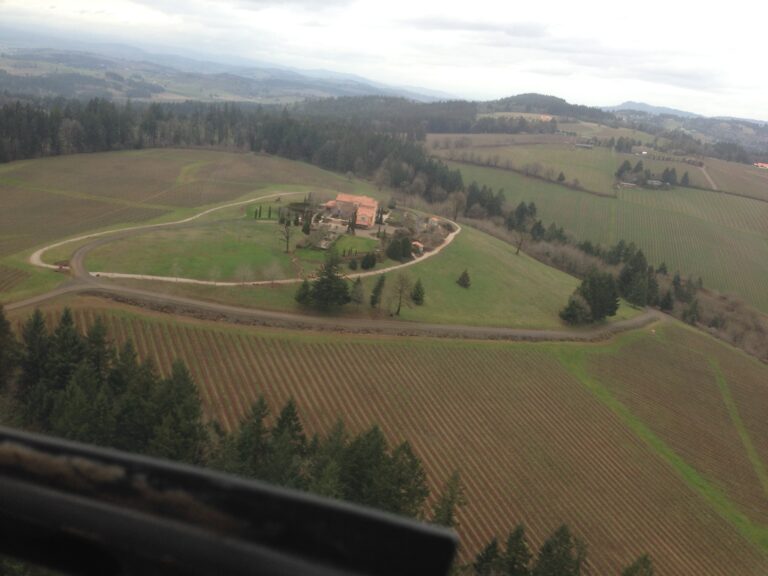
324, 193, 379, 229
754, 162, 768, 169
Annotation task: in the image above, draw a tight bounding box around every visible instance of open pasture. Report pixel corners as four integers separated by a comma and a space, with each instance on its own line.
452, 163, 768, 312
436, 142, 711, 195
12, 298, 768, 576
706, 157, 768, 201
0, 149, 378, 260
88, 220, 609, 329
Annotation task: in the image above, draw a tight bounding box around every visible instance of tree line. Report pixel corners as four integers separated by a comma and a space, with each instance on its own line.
0, 96, 463, 203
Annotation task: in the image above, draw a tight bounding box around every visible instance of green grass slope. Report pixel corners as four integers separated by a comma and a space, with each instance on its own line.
453, 162, 768, 312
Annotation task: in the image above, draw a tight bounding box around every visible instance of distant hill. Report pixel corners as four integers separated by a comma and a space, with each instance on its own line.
604, 101, 701, 118
0, 43, 443, 104
485, 93, 614, 122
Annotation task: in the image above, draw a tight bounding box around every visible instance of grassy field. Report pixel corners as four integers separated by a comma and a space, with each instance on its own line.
11, 297, 768, 575
433, 142, 711, 195
92, 222, 610, 329
706, 158, 768, 201
452, 163, 768, 313
0, 149, 383, 302
86, 220, 327, 281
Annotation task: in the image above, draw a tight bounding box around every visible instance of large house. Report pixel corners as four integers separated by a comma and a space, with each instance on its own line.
324, 193, 379, 229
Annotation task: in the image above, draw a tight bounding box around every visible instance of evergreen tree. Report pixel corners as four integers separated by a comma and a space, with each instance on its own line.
308, 251, 350, 310
0, 305, 19, 392
295, 279, 312, 306
431, 470, 465, 528
112, 346, 157, 453
656, 262, 668, 275
377, 441, 429, 517
622, 554, 654, 576
682, 299, 700, 325
350, 277, 364, 305
557, 172, 565, 182
235, 397, 271, 477
530, 220, 545, 241
559, 295, 592, 325
370, 275, 386, 308
48, 308, 86, 392
501, 525, 532, 576
85, 317, 113, 383
533, 525, 585, 576
473, 538, 501, 576
360, 252, 377, 270
680, 171, 690, 186
457, 269, 471, 288
264, 400, 309, 489
19, 309, 51, 425
147, 361, 207, 464
411, 279, 425, 305
578, 270, 619, 321
308, 419, 347, 499
386, 238, 403, 261
340, 425, 389, 507
659, 290, 674, 311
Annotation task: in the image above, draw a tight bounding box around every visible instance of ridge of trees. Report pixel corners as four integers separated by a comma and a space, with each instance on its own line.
0, 96, 463, 203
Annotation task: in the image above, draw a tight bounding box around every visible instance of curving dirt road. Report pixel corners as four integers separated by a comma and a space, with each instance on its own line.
9, 190, 665, 341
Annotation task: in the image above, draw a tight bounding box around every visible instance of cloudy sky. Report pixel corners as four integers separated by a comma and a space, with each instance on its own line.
2, 0, 765, 119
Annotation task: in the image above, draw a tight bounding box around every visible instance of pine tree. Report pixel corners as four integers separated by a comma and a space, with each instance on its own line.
236, 397, 271, 477
339, 425, 389, 507
659, 290, 674, 311
681, 171, 690, 186
474, 538, 501, 576
533, 525, 585, 576
350, 277, 364, 305
370, 275, 386, 308
295, 279, 311, 306
431, 470, 465, 528
501, 525, 532, 576
147, 361, 207, 464
49, 308, 86, 391
0, 305, 19, 392
19, 309, 51, 425
457, 269, 471, 288
377, 441, 428, 517
309, 251, 350, 310
411, 279, 425, 305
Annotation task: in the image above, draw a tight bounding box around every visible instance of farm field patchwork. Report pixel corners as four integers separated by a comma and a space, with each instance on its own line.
452, 163, 768, 312
434, 142, 711, 195
11, 298, 768, 575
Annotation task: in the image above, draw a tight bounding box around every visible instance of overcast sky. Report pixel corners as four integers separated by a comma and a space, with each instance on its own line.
2, 0, 765, 119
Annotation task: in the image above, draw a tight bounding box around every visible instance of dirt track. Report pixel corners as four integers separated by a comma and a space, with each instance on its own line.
9, 191, 664, 341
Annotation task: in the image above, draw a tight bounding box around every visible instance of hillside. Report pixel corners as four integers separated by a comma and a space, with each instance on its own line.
9, 296, 768, 575
0, 46, 441, 103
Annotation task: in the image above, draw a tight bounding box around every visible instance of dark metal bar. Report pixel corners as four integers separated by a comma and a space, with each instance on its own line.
0, 427, 457, 576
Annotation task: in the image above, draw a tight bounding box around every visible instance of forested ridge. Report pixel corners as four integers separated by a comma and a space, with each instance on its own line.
0, 96, 463, 200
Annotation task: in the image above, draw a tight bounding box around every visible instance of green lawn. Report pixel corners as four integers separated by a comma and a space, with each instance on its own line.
97, 221, 639, 329
86, 220, 331, 282
334, 234, 379, 255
